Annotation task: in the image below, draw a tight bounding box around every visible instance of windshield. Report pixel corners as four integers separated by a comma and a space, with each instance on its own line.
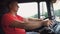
17, 2, 48, 19
40, 2, 48, 19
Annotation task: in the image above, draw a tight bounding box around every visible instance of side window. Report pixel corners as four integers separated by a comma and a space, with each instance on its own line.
53, 0, 60, 22
17, 2, 38, 18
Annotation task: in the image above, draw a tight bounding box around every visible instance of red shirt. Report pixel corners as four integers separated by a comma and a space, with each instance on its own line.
1, 13, 26, 34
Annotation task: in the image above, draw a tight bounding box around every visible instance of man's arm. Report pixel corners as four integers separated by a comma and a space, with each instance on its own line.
9, 18, 43, 30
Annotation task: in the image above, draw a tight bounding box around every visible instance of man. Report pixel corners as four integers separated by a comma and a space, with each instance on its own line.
1, 0, 52, 34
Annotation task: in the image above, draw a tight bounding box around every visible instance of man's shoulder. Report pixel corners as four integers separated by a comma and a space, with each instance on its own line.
2, 13, 12, 18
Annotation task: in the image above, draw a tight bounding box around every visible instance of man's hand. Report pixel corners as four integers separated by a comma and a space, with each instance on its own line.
42, 20, 52, 27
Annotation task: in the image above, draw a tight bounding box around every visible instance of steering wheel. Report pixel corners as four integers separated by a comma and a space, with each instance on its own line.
37, 16, 59, 34
26, 16, 52, 31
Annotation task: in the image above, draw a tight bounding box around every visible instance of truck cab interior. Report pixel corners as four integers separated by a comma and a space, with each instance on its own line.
0, 0, 60, 34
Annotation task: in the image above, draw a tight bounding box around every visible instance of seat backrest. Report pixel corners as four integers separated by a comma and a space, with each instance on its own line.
0, 6, 8, 34
0, 14, 5, 34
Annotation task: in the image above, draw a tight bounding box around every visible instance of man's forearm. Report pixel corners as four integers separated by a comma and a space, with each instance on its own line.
9, 19, 43, 30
